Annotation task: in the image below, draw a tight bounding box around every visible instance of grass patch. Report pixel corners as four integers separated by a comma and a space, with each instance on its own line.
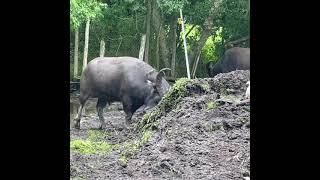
70, 139, 112, 154
207, 101, 218, 110
70, 130, 112, 154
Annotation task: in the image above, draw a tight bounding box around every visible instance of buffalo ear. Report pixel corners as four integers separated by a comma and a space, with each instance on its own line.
155, 68, 171, 96
156, 71, 165, 84
155, 71, 165, 95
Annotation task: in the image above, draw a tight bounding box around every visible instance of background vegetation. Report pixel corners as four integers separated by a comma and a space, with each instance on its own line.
70, 0, 250, 80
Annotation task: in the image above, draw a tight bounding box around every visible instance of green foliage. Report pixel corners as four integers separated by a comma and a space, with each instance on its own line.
184, 0, 214, 25
201, 27, 223, 64
70, 0, 249, 78
184, 24, 201, 47
183, 25, 223, 64
70, 0, 107, 29
157, 0, 190, 14
219, 0, 249, 45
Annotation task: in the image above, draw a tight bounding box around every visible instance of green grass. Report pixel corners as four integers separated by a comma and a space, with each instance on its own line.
70, 139, 113, 154
70, 130, 113, 154
207, 101, 218, 110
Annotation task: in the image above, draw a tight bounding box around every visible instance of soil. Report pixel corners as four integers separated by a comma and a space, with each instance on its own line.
70, 70, 250, 180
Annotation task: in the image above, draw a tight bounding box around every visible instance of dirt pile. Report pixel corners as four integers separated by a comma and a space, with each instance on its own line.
70, 70, 250, 180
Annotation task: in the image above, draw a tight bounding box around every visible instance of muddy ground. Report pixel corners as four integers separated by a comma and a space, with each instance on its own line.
70, 70, 250, 180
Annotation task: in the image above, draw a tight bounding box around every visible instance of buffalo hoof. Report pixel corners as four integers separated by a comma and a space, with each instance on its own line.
99, 122, 106, 130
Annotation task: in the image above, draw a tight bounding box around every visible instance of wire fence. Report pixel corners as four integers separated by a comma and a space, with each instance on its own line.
70, 15, 145, 79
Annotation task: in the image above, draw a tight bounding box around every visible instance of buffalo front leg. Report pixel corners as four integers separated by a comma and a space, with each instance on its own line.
125, 112, 133, 125
96, 98, 108, 129
122, 97, 133, 126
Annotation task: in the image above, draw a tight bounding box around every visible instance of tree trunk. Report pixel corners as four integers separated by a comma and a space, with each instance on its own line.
170, 17, 177, 78
139, 34, 146, 60
189, 29, 212, 68
73, 28, 79, 79
99, 39, 105, 57
144, 0, 152, 64
156, 25, 161, 70
189, 0, 223, 69
159, 29, 170, 68
151, 0, 169, 68
83, 19, 90, 71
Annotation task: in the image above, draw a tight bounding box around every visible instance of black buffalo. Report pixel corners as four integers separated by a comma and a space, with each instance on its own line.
207, 47, 250, 77
73, 57, 171, 129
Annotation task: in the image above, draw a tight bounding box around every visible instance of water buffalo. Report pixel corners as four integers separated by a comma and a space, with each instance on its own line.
73, 56, 171, 129
207, 47, 250, 77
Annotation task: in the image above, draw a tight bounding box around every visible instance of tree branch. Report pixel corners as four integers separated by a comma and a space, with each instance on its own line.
177, 24, 196, 49
225, 36, 250, 48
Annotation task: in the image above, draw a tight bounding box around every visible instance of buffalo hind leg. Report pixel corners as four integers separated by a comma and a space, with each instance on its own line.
96, 97, 108, 129
74, 94, 89, 129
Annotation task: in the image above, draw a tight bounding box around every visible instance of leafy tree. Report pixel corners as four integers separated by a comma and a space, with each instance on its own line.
70, 0, 106, 79
70, 0, 250, 79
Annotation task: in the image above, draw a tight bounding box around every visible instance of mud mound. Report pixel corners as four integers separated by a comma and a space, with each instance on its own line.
70, 70, 250, 180
209, 70, 250, 95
